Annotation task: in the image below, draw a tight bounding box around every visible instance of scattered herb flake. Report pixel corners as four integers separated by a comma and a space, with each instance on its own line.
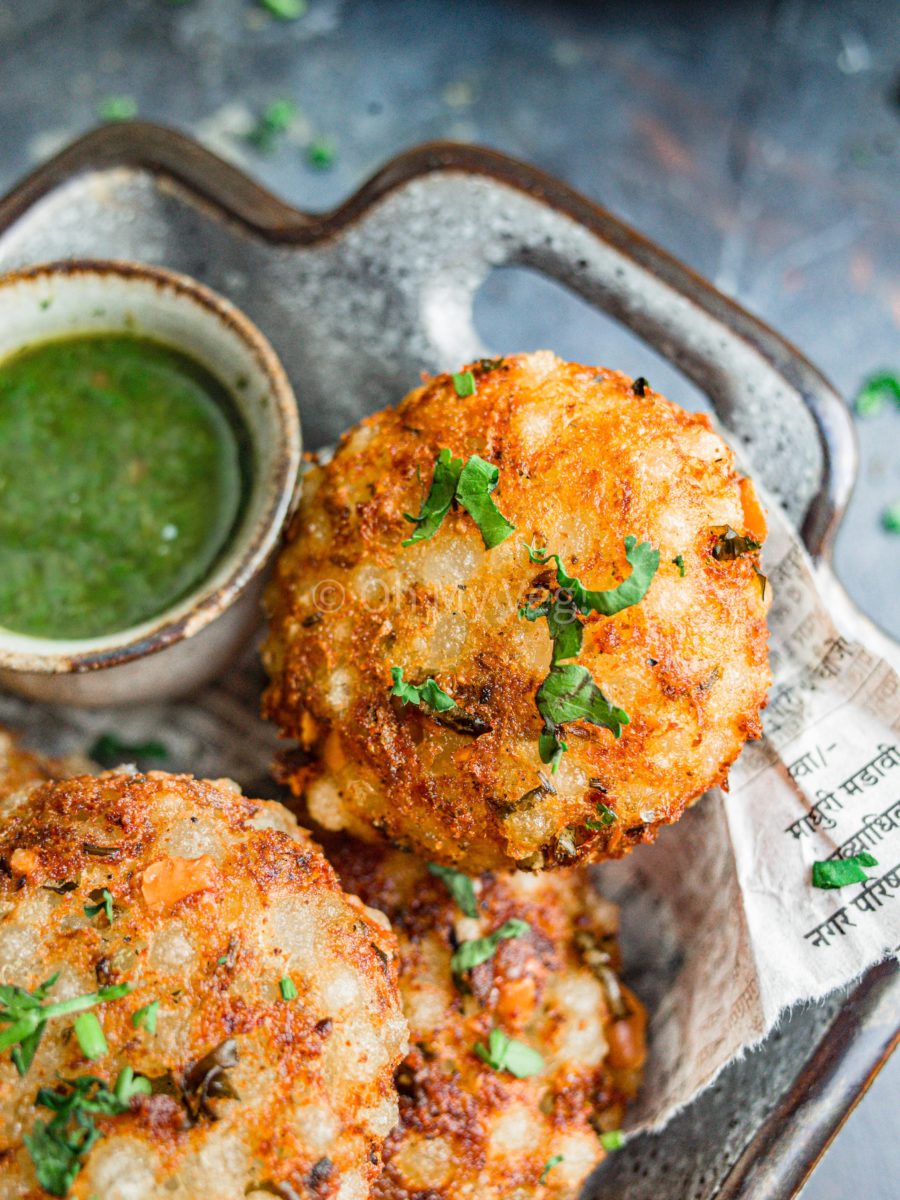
306, 136, 336, 169
25, 1072, 147, 1196
279, 976, 298, 1001
854, 371, 900, 418
474, 1027, 544, 1078
246, 98, 297, 153
89, 733, 168, 768
97, 95, 138, 123
390, 667, 457, 713
455, 455, 515, 548
523, 536, 659, 617
260, 0, 307, 19
402, 448, 463, 545
632, 377, 648, 396
812, 853, 878, 889
882, 501, 900, 534
73, 1012, 107, 1061
600, 1129, 624, 1151
427, 863, 478, 918
585, 802, 617, 830
673, 554, 686, 577
83, 889, 114, 925
0, 978, 130, 1075
132, 1001, 159, 1034
451, 918, 530, 975
452, 370, 476, 397
537, 664, 629, 770
541, 1154, 564, 1184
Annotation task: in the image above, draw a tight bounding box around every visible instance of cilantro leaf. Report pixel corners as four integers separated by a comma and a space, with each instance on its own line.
390, 667, 457, 713
537, 665, 629, 738
84, 888, 114, 924
307, 136, 337, 170
523, 536, 659, 617
25, 1073, 148, 1196
854, 371, 900, 418
541, 1154, 564, 1183
90, 734, 168, 768
474, 1027, 544, 1078
600, 1130, 624, 1151
455, 455, 515, 549
585, 802, 617, 830
812, 853, 878, 890
451, 918, 530, 975
97, 95, 137, 123
246, 98, 297, 153
882, 501, 900, 534
520, 594, 583, 664
536, 665, 628, 774
452, 370, 476, 397
402, 448, 464, 545
0, 979, 131, 1074
673, 554, 686, 577
73, 1012, 107, 1061
279, 976, 298, 1001
260, 0, 307, 19
132, 1001, 159, 1034
427, 863, 478, 918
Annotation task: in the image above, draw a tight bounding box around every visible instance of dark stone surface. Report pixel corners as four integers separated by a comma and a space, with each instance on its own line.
0, 1, 897, 1195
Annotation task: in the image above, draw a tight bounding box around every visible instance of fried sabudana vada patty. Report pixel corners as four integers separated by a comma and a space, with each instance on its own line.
0, 772, 407, 1200
326, 839, 645, 1200
263, 351, 771, 872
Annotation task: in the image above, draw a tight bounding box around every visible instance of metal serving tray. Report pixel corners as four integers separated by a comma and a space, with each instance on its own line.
0, 123, 896, 1200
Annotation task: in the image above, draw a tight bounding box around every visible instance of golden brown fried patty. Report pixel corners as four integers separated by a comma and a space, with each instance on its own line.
0, 772, 407, 1200
0, 729, 76, 805
327, 840, 645, 1200
263, 352, 771, 872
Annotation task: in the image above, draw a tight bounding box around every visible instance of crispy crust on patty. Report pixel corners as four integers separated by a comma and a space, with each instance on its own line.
0, 772, 407, 1200
263, 352, 771, 872
327, 838, 645, 1200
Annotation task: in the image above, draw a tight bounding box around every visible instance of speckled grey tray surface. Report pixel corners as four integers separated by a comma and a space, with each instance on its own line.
0, 127, 896, 1200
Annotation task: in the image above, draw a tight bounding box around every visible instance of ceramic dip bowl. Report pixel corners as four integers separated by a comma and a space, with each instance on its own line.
0, 260, 301, 705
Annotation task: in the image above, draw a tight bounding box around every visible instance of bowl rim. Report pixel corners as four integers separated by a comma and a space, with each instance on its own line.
0, 257, 301, 674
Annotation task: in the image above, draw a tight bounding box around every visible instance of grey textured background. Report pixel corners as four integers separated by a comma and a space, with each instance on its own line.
0, 0, 897, 1194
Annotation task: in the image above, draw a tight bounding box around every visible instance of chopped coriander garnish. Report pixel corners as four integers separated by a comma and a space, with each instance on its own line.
217, 955, 229, 965
390, 667, 457, 714
402, 448, 464, 545
541, 1154, 564, 1184
97, 95, 138, 123
452, 370, 476, 397
673, 554, 686, 576
451, 918, 530, 975
456, 455, 516, 548
585, 802, 617, 830
24, 1072, 149, 1196
246, 98, 297, 153
0, 977, 131, 1076
73, 1012, 107, 1061
854, 371, 900, 418
89, 733, 168, 768
402, 449, 514, 548
537, 664, 629, 773
522, 536, 659, 618
427, 863, 478, 918
84, 888, 114, 924
812, 853, 878, 889
882, 501, 900, 534
132, 1000, 159, 1034
259, 0, 307, 19
279, 976, 298, 1001
600, 1129, 624, 1151
474, 1027, 544, 1078
307, 136, 337, 169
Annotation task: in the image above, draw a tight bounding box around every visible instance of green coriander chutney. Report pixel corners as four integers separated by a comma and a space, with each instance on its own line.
0, 333, 251, 639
